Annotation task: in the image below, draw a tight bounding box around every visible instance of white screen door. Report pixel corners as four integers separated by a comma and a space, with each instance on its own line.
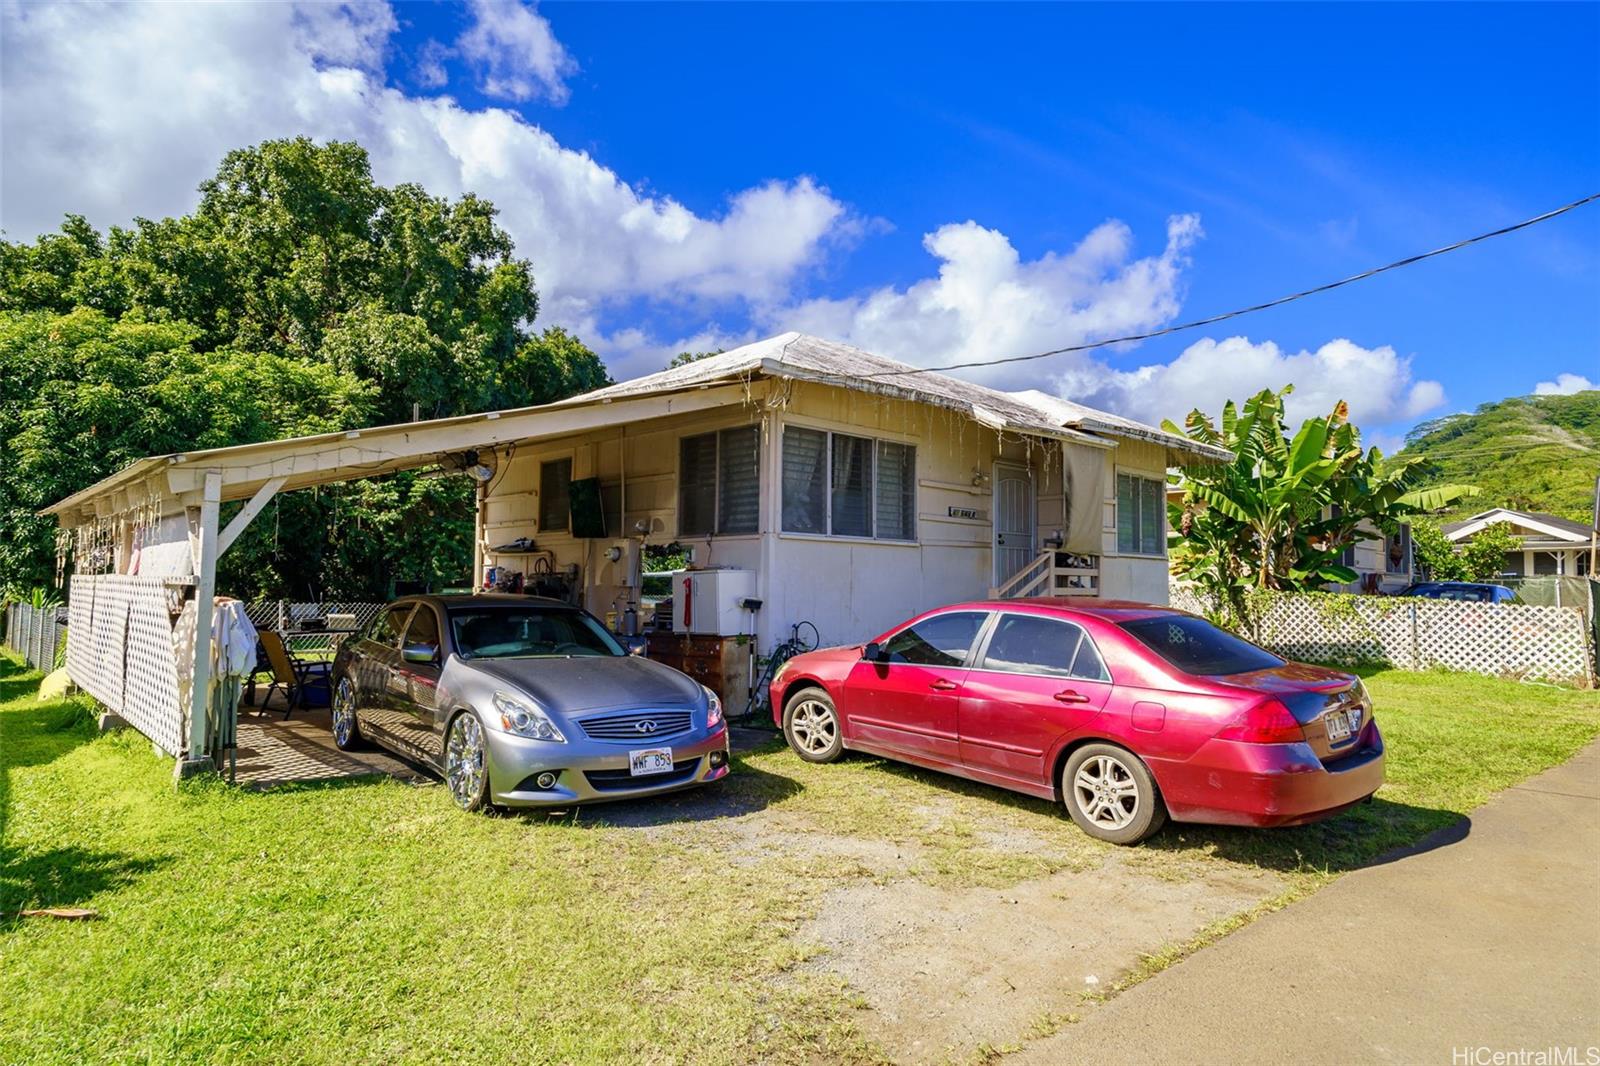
993, 463, 1035, 586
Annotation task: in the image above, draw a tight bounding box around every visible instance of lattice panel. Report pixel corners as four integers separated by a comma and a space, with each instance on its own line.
67, 582, 94, 679
67, 575, 186, 755
1168, 584, 1594, 687
124, 588, 185, 755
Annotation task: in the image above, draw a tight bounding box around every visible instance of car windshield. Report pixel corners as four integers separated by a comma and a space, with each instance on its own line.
448, 606, 623, 659
1119, 615, 1284, 676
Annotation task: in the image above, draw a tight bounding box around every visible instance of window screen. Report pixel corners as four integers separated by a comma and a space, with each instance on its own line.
875, 441, 916, 540
539, 458, 572, 532
782, 427, 828, 534
830, 433, 873, 537
678, 433, 717, 536
882, 611, 988, 668
717, 426, 760, 535
1117, 474, 1164, 555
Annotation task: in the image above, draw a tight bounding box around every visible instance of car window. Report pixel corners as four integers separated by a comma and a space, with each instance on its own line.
1068, 630, 1111, 682
1119, 615, 1283, 676
449, 606, 624, 659
402, 605, 441, 649
881, 611, 988, 667
980, 614, 1113, 682
980, 615, 1078, 677
369, 604, 414, 648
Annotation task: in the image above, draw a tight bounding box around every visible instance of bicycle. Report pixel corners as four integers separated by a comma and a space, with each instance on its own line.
743, 619, 819, 723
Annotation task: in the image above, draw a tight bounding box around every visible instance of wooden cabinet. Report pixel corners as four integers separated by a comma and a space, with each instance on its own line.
645, 632, 752, 718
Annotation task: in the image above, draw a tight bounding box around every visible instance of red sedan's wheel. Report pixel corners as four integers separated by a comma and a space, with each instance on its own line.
783, 688, 843, 764
1062, 743, 1167, 845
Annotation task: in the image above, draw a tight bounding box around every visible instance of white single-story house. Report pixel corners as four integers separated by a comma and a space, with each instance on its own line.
41, 332, 1229, 768
1442, 508, 1595, 576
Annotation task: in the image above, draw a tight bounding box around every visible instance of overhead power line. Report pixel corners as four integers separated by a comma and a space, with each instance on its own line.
862, 192, 1600, 379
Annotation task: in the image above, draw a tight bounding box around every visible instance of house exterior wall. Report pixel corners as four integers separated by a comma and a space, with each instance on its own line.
481, 379, 1166, 654
1100, 439, 1171, 605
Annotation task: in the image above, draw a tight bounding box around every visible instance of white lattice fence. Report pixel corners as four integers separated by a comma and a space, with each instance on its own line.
1168, 585, 1594, 687
67, 575, 186, 755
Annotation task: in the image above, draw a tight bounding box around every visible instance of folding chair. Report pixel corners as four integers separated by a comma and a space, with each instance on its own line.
257, 631, 332, 719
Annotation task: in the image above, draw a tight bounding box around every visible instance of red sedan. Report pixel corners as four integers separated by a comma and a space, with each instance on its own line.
770, 599, 1384, 844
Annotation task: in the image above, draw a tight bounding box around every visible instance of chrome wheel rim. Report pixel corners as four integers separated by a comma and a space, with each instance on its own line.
789, 698, 837, 755
1073, 754, 1139, 830
446, 714, 486, 809
332, 678, 355, 746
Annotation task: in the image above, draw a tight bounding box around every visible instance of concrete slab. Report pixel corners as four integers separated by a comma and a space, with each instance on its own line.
229, 706, 426, 790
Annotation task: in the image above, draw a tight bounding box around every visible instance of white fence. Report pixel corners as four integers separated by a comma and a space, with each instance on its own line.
1169, 585, 1595, 688
66, 575, 188, 755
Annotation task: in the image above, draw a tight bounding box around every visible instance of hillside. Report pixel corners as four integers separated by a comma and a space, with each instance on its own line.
1400, 391, 1600, 522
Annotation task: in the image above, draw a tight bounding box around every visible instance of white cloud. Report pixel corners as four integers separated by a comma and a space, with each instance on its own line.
1058, 335, 1447, 432
0, 0, 846, 367
772, 214, 1202, 388
456, 0, 575, 103
1533, 372, 1596, 396
292, 1, 396, 72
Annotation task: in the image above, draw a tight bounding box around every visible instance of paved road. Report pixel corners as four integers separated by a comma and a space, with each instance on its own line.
1019, 739, 1600, 1066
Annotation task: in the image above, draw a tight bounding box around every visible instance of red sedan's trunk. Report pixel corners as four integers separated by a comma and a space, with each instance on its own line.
1221, 666, 1372, 766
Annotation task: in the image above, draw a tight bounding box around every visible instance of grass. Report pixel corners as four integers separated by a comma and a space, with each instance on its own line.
1, 651, 1596, 1064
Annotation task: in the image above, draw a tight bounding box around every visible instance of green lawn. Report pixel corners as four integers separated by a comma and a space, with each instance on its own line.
1, 651, 1596, 1064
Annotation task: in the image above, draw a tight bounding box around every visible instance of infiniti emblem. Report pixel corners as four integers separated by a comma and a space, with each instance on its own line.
635, 720, 658, 734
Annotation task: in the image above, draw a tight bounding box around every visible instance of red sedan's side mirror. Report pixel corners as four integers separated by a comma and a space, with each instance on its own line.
863, 642, 883, 662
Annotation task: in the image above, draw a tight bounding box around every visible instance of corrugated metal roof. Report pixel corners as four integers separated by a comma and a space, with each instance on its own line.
575, 332, 1232, 463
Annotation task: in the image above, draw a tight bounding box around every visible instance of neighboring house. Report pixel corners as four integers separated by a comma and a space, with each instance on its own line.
1325, 508, 1414, 594
1442, 508, 1595, 576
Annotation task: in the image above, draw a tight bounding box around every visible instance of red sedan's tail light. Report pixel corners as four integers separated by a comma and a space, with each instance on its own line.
1216, 699, 1304, 744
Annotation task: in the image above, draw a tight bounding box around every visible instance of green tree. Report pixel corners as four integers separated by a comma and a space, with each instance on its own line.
1166, 386, 1478, 621
0, 138, 611, 598
1412, 518, 1521, 583
666, 348, 724, 371
1410, 518, 1470, 581
0, 308, 376, 594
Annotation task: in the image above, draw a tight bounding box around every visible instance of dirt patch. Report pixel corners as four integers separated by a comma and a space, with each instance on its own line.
800, 854, 1286, 1062
714, 818, 925, 876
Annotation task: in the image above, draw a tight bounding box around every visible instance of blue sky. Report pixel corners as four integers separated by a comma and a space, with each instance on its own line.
3, 1, 1596, 447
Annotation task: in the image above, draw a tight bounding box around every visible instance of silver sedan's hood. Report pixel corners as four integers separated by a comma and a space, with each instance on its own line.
459, 654, 703, 712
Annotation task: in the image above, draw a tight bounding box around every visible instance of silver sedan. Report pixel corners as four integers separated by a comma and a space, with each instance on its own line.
330, 594, 731, 810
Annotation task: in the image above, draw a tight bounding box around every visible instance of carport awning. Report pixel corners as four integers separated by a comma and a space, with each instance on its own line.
43, 383, 753, 522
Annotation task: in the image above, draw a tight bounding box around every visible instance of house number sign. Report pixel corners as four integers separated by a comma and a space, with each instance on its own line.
948, 506, 987, 520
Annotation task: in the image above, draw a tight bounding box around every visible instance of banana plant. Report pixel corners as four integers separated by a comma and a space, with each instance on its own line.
1166, 387, 1478, 615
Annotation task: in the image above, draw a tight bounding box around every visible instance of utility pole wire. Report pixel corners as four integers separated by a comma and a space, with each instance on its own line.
861, 192, 1600, 380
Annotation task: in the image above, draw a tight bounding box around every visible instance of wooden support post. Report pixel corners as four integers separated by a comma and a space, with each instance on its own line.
179, 470, 221, 778
473, 479, 486, 594
217, 476, 285, 557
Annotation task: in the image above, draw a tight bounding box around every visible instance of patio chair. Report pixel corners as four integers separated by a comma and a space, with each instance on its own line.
257, 631, 333, 719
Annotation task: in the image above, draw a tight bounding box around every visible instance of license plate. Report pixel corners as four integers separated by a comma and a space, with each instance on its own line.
629, 747, 674, 777
1325, 710, 1353, 743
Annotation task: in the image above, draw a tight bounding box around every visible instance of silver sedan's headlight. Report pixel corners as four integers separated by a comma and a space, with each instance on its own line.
703, 685, 724, 730
492, 691, 565, 742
